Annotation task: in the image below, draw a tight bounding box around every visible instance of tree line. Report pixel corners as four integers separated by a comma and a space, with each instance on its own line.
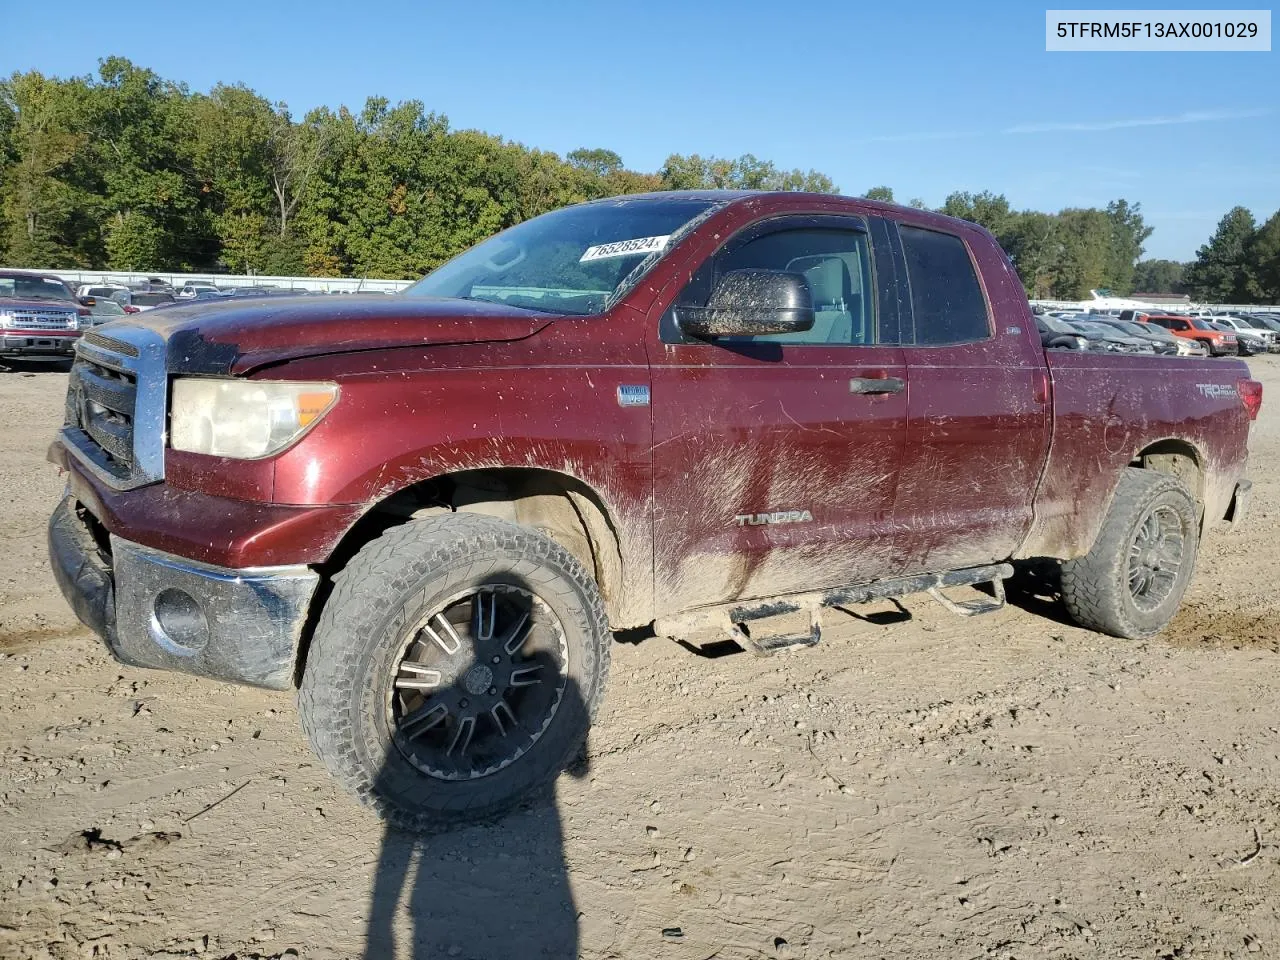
2, 58, 1275, 303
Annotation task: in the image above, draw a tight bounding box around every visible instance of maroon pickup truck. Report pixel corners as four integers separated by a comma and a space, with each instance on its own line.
48, 192, 1260, 827
0, 270, 88, 361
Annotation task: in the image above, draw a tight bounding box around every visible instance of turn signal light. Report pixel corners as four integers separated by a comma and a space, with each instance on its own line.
1237, 379, 1263, 420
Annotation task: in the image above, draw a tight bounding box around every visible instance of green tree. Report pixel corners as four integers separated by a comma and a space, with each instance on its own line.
0, 70, 96, 267
1248, 210, 1280, 301
1132, 259, 1187, 294
940, 190, 1013, 236
1049, 208, 1112, 299
659, 153, 836, 193
1184, 206, 1260, 301
1102, 199, 1153, 295
1003, 211, 1058, 299
863, 186, 894, 202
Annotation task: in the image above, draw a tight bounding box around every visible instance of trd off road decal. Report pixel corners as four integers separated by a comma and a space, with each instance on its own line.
733, 510, 814, 527
1196, 383, 1237, 400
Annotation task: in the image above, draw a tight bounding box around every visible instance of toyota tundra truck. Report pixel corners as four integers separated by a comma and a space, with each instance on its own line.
47, 192, 1260, 827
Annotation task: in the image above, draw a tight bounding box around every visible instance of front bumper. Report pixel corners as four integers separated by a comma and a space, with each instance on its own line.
49, 496, 319, 690
1, 332, 78, 356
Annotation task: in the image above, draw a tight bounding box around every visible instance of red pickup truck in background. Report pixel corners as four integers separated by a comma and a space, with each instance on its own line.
0, 270, 88, 362
1120, 309, 1240, 356
48, 192, 1260, 827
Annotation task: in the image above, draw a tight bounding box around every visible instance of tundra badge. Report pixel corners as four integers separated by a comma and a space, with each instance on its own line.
734, 510, 814, 527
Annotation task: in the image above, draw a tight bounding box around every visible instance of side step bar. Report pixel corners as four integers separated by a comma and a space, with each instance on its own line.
655, 562, 1013, 657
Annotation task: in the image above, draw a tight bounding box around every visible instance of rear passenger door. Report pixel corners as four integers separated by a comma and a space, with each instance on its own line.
646, 215, 911, 615
889, 222, 1051, 574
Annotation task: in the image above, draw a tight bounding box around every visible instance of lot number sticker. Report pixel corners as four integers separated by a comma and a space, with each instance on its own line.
580, 235, 670, 262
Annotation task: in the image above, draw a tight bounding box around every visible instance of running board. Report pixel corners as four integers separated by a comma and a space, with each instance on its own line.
928, 575, 1006, 617
727, 608, 823, 657
655, 563, 1014, 655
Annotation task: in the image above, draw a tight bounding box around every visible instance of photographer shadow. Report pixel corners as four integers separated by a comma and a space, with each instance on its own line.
362, 574, 590, 959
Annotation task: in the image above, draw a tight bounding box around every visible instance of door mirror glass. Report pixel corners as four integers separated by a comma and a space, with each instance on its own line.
678, 269, 815, 339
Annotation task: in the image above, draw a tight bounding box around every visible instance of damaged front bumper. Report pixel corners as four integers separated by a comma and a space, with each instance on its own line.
48, 496, 319, 690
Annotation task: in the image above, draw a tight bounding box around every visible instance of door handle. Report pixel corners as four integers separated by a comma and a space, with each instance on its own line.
849, 376, 905, 395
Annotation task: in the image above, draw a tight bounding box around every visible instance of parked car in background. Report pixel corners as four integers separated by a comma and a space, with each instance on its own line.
111, 290, 177, 313
1212, 316, 1279, 351
1068, 318, 1158, 354
0, 269, 88, 361
1134, 313, 1238, 356
1090, 317, 1191, 356
1208, 321, 1265, 357
1034, 315, 1088, 350
76, 283, 128, 303
177, 282, 221, 299
87, 299, 128, 323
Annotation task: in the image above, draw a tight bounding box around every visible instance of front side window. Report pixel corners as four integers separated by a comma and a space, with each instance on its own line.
711, 228, 877, 346
899, 226, 990, 345
403, 197, 722, 317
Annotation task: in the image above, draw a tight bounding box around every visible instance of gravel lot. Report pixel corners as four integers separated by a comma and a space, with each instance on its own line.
1, 358, 1278, 960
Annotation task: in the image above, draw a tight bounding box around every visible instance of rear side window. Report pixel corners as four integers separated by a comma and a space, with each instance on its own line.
899, 226, 990, 345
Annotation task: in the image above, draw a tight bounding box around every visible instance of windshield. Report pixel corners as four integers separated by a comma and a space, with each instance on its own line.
135, 293, 174, 306
1251, 316, 1280, 332
0, 275, 74, 301
403, 197, 722, 316
91, 300, 126, 316
1190, 319, 1218, 331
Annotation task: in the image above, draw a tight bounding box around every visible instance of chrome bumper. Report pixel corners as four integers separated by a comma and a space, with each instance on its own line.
48, 496, 319, 690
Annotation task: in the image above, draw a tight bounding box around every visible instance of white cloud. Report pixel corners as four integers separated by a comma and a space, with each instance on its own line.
1003, 108, 1269, 135
865, 130, 981, 143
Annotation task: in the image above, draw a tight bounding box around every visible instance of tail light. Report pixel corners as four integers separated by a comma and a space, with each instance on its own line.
76, 306, 90, 317
123, 305, 141, 314
1238, 379, 1263, 421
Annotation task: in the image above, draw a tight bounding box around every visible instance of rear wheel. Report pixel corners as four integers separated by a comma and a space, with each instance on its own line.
1060, 467, 1199, 639
298, 514, 610, 829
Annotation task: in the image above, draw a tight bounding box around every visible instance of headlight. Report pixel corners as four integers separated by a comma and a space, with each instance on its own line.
169, 378, 338, 459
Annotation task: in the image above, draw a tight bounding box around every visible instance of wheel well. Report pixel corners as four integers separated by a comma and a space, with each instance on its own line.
318, 467, 625, 624
1131, 440, 1204, 508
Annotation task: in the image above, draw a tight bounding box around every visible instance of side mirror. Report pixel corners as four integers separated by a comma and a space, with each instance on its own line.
678, 268, 814, 339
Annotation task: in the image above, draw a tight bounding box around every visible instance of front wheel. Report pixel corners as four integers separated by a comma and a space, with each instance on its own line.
298, 514, 610, 829
1060, 467, 1199, 639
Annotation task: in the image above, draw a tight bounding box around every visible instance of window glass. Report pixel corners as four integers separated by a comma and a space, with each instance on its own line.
713, 228, 876, 345
403, 197, 721, 316
899, 226, 990, 344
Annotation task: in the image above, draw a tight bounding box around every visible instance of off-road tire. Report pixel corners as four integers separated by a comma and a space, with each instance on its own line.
298, 514, 610, 830
1060, 467, 1199, 639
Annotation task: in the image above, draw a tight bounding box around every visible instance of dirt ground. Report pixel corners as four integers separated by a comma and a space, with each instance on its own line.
1, 358, 1278, 960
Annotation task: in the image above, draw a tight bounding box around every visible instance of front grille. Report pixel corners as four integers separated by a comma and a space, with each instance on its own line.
81, 329, 140, 357
5, 309, 76, 331
60, 326, 166, 490
66, 355, 138, 481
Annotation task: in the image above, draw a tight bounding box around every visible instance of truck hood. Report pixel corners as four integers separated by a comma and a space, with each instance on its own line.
101, 295, 556, 374
0, 298, 80, 314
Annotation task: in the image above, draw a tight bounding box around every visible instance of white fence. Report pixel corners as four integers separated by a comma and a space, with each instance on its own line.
24, 268, 412, 295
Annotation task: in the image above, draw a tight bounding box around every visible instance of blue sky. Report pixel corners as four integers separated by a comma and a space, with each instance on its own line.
5, 0, 1276, 260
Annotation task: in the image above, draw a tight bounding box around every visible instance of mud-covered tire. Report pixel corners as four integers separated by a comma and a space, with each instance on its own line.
297, 514, 610, 830
1060, 467, 1199, 639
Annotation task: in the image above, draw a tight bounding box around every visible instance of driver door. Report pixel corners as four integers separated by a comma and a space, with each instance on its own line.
645, 215, 910, 616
